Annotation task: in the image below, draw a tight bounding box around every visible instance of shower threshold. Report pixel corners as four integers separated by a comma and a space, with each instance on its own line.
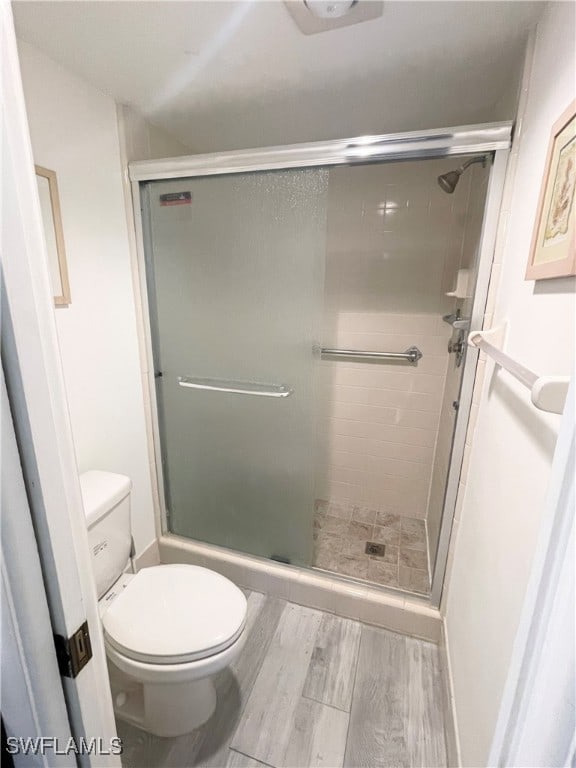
156, 533, 441, 641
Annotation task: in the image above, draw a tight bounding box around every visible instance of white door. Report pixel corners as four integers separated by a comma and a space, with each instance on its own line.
2, 368, 76, 768
1, 2, 120, 764
488, 376, 576, 767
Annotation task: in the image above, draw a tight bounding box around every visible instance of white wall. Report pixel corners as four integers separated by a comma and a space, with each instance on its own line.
118, 103, 190, 163
17, 40, 187, 556
316, 159, 485, 519
443, 3, 576, 765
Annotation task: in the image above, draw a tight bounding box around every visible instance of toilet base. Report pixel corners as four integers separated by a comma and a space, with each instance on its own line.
106, 620, 246, 737
109, 662, 217, 737
143, 677, 217, 736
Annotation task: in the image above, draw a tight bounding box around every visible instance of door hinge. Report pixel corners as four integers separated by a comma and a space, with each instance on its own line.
54, 621, 93, 678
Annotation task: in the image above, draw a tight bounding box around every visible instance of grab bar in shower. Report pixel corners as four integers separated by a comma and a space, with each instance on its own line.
321, 346, 423, 364
177, 376, 293, 398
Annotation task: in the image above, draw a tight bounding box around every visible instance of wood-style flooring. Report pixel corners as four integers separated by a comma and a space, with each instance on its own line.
117, 591, 448, 768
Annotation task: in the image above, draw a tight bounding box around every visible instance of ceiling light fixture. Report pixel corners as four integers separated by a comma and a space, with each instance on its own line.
285, 1, 383, 35
304, 0, 358, 20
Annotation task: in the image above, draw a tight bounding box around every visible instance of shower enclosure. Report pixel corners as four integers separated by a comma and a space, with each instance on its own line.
141, 168, 328, 567
131, 124, 511, 606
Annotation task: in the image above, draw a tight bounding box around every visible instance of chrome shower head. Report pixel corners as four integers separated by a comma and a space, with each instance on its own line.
437, 169, 462, 194
437, 155, 488, 194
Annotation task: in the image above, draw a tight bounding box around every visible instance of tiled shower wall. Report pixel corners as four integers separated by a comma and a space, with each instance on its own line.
316, 159, 486, 522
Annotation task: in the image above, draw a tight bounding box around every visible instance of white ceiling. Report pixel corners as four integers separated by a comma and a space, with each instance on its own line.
13, 0, 545, 153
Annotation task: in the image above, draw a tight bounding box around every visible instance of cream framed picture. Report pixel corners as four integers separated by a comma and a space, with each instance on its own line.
526, 101, 576, 281
35, 165, 71, 306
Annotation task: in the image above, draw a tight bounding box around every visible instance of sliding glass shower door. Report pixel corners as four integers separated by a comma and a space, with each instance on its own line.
143, 169, 328, 566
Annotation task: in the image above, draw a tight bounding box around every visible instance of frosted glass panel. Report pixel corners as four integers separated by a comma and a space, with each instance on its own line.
143, 169, 328, 565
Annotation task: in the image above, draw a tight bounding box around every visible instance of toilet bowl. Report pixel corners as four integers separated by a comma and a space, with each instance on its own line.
80, 470, 247, 737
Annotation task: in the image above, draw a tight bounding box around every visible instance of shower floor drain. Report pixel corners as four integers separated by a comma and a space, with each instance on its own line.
365, 542, 385, 557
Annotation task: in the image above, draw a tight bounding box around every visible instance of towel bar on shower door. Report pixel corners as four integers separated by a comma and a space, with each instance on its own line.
177, 376, 293, 398
320, 346, 423, 364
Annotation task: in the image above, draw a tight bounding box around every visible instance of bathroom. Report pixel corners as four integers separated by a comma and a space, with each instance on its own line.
1, 1, 575, 767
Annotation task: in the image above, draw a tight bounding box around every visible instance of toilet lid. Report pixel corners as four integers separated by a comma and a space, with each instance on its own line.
102, 564, 247, 665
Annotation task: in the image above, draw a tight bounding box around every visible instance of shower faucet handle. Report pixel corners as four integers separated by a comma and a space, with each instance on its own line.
442, 312, 459, 325
442, 312, 469, 330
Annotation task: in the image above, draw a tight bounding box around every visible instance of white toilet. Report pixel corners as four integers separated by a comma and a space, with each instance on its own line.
80, 470, 247, 738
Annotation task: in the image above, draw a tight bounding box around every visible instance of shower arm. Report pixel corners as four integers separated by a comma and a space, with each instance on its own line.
459, 155, 488, 172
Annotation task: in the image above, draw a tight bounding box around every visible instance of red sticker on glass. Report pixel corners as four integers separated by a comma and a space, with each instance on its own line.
160, 192, 192, 206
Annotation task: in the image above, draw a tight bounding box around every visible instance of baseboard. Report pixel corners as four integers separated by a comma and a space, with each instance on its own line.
134, 539, 160, 570
439, 618, 462, 767
158, 533, 442, 643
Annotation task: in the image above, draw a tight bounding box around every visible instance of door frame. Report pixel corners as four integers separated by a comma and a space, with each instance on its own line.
129, 122, 511, 607
1, 2, 119, 761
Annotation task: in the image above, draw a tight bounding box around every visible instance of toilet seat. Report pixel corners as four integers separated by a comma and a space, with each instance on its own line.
102, 564, 247, 665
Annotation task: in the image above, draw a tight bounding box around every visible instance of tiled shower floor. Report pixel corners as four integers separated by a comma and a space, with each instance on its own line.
313, 500, 431, 594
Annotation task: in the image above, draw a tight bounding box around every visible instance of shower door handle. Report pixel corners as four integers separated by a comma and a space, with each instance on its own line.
178, 376, 293, 398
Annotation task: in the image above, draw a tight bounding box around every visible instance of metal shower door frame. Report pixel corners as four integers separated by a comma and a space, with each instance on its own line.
129, 123, 511, 608
429, 149, 509, 606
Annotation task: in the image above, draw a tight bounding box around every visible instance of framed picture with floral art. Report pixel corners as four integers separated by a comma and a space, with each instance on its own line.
526, 101, 576, 280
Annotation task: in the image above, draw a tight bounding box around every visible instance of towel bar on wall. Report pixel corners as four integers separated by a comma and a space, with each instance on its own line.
320, 346, 423, 364
468, 326, 569, 415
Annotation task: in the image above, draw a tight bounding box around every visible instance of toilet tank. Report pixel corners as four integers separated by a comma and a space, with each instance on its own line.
80, 470, 132, 599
